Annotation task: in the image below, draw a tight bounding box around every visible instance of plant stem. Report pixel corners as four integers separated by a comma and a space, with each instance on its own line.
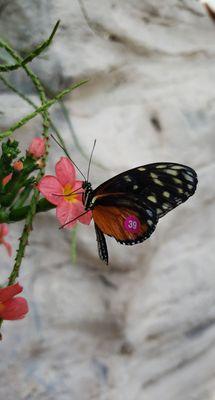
70, 226, 78, 264
0, 80, 88, 140
0, 20, 60, 72
0, 74, 70, 149
0, 24, 87, 317
0, 32, 52, 290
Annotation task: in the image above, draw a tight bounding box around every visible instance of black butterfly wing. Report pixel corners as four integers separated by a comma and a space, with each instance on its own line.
92, 194, 158, 246
93, 163, 198, 218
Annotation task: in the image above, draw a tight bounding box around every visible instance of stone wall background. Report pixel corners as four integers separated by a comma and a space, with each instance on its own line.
0, 1, 215, 399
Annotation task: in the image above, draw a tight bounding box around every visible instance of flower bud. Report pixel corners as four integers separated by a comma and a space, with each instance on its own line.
28, 137, 46, 158
2, 173, 12, 186
13, 161, 23, 171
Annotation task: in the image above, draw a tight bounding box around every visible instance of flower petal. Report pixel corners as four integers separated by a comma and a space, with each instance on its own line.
28, 137, 46, 158
38, 176, 63, 205
56, 199, 86, 229
2, 173, 12, 186
73, 180, 85, 201
79, 210, 92, 225
55, 157, 76, 187
0, 297, 28, 320
0, 283, 23, 303
0, 223, 9, 237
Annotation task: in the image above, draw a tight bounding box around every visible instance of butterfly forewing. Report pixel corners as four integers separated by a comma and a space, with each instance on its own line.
93, 163, 197, 218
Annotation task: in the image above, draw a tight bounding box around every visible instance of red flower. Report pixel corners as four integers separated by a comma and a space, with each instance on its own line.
2, 173, 12, 186
0, 282, 28, 320
0, 224, 12, 256
13, 160, 23, 171
28, 137, 46, 158
38, 157, 92, 228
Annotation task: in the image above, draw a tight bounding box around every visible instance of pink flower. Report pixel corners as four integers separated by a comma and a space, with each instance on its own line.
28, 137, 46, 158
38, 157, 92, 229
0, 282, 29, 320
0, 224, 12, 256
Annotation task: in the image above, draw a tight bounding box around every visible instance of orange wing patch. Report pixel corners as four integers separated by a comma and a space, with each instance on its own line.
93, 205, 150, 244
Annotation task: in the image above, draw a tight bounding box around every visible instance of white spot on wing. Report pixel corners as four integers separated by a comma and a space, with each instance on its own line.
171, 165, 184, 170
154, 178, 164, 186
185, 169, 194, 176
187, 184, 193, 190
166, 169, 178, 176
133, 185, 138, 190
173, 178, 182, 184
146, 209, 154, 217
183, 173, 194, 183
124, 175, 132, 182
163, 191, 170, 198
156, 164, 167, 169
147, 220, 153, 226
147, 195, 157, 203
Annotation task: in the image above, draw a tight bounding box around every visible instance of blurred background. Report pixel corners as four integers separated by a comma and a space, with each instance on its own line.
0, 0, 215, 399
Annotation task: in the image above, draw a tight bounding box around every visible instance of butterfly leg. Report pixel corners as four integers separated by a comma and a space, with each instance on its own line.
94, 223, 109, 265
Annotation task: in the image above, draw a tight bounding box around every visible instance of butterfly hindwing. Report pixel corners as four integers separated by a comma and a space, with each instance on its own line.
93, 163, 198, 218
92, 194, 158, 245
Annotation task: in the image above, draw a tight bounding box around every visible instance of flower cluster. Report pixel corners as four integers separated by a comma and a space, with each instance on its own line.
0, 140, 92, 332
1, 137, 46, 191
0, 22, 91, 338
0, 137, 46, 331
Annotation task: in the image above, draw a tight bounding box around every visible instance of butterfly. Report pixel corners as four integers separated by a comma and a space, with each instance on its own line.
82, 162, 198, 264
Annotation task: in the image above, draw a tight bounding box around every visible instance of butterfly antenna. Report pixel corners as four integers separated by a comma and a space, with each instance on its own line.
51, 134, 86, 180
86, 139, 96, 182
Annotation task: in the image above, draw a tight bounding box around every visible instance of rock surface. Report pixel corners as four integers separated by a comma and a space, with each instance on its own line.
0, 1, 215, 399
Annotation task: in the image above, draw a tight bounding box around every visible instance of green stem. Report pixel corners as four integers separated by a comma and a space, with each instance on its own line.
8, 190, 36, 285
0, 23, 84, 333
0, 80, 88, 140
70, 226, 78, 264
2, 41, 52, 289
0, 20, 60, 72
7, 197, 56, 286
0, 74, 68, 152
